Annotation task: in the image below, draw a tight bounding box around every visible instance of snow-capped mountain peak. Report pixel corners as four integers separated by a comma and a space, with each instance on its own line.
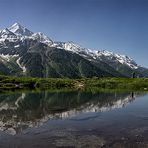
7, 23, 53, 45
97, 50, 138, 69
0, 28, 15, 36
51, 41, 138, 69
31, 32, 53, 45
0, 28, 18, 42
53, 41, 91, 54
8, 23, 33, 36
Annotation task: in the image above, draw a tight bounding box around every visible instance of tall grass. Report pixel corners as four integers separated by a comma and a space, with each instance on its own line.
0, 75, 148, 91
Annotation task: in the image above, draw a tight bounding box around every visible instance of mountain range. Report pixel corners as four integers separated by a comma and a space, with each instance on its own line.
0, 23, 147, 78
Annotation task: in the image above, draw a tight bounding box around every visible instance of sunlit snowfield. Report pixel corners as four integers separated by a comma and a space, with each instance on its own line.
0, 91, 148, 148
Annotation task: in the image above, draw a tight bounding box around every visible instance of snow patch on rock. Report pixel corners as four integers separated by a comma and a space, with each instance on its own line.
16, 57, 26, 73
0, 54, 18, 62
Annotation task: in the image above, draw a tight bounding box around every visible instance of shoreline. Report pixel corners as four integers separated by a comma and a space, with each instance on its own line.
0, 75, 148, 92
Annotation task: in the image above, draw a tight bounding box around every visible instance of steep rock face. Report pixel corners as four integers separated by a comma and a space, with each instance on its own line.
31, 32, 53, 45
53, 42, 146, 77
0, 39, 112, 78
8, 23, 33, 36
0, 23, 147, 78
95, 50, 140, 77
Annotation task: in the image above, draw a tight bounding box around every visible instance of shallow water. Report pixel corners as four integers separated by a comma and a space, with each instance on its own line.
0, 90, 148, 148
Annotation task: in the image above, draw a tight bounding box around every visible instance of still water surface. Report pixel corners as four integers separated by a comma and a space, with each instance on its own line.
0, 90, 148, 148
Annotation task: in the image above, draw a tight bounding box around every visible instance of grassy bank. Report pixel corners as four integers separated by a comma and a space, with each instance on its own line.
0, 75, 75, 91
81, 77, 148, 91
0, 75, 148, 92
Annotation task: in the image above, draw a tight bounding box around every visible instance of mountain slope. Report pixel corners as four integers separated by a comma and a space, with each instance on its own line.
0, 39, 112, 78
54, 42, 146, 77
0, 23, 147, 78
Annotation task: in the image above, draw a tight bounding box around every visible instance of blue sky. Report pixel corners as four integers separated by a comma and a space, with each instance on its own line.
0, 0, 148, 67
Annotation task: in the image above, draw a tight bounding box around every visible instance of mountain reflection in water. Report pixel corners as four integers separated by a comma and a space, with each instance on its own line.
0, 91, 141, 135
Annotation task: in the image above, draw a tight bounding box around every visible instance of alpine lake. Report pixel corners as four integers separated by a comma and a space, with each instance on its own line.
0, 90, 148, 148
